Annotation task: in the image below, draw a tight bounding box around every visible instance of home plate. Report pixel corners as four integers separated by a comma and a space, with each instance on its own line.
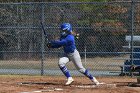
75, 83, 116, 89
54, 88, 63, 91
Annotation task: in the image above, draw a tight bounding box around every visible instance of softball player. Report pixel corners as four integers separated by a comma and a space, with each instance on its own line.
47, 23, 101, 85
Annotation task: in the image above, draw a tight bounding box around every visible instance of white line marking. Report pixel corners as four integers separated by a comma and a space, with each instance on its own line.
74, 84, 116, 89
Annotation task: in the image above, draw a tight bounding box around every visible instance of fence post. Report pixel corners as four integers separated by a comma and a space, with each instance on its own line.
41, 2, 45, 76
130, 0, 135, 76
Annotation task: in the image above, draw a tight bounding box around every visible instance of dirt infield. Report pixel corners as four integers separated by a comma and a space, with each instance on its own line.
0, 75, 140, 93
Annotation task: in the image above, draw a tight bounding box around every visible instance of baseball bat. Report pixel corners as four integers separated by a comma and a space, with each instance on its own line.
40, 22, 47, 36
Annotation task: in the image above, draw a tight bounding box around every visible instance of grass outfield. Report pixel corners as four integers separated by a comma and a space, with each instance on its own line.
0, 57, 125, 70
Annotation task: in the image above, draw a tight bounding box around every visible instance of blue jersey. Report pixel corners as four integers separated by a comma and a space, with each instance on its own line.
50, 34, 76, 53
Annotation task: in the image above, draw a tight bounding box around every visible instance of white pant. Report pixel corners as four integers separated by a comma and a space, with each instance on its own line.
58, 49, 86, 73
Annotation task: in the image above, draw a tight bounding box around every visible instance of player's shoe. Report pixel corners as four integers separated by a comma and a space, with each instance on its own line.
65, 77, 74, 85
91, 77, 105, 85
91, 77, 100, 85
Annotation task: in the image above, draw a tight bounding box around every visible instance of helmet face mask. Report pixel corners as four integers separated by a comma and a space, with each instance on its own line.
60, 23, 72, 37
60, 29, 70, 37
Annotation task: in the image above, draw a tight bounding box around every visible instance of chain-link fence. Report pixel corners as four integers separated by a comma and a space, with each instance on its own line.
0, 1, 140, 76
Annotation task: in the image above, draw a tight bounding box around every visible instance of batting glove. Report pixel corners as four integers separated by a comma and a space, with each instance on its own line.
47, 42, 52, 48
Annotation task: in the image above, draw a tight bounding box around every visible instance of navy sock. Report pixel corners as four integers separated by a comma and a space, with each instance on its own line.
84, 69, 93, 80
59, 66, 71, 78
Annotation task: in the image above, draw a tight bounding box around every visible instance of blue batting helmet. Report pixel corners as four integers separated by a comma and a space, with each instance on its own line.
60, 23, 72, 32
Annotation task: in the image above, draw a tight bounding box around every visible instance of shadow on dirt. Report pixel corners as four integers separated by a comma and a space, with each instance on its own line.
113, 82, 140, 87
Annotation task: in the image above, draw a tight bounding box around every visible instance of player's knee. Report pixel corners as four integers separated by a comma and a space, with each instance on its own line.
58, 61, 65, 67
58, 57, 69, 67
78, 68, 86, 74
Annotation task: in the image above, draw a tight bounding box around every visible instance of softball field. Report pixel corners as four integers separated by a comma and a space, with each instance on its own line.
0, 75, 140, 93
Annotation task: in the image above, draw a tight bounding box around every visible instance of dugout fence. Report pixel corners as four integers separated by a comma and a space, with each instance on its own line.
0, 1, 140, 76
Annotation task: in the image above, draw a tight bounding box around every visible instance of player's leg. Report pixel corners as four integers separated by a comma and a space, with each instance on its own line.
68, 49, 99, 85
58, 57, 74, 85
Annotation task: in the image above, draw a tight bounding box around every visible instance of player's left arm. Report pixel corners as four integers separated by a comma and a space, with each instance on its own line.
51, 39, 68, 47
47, 39, 68, 48
47, 40, 61, 48
47, 35, 73, 48
51, 35, 74, 47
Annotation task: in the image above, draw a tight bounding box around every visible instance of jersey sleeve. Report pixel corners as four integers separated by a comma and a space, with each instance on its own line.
50, 35, 74, 48
51, 39, 67, 47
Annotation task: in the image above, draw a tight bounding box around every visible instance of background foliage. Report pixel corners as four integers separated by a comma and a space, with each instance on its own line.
0, 0, 140, 60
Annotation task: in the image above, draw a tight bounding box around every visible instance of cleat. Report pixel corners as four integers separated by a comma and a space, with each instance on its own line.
91, 77, 100, 85
96, 82, 106, 85
65, 77, 74, 85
